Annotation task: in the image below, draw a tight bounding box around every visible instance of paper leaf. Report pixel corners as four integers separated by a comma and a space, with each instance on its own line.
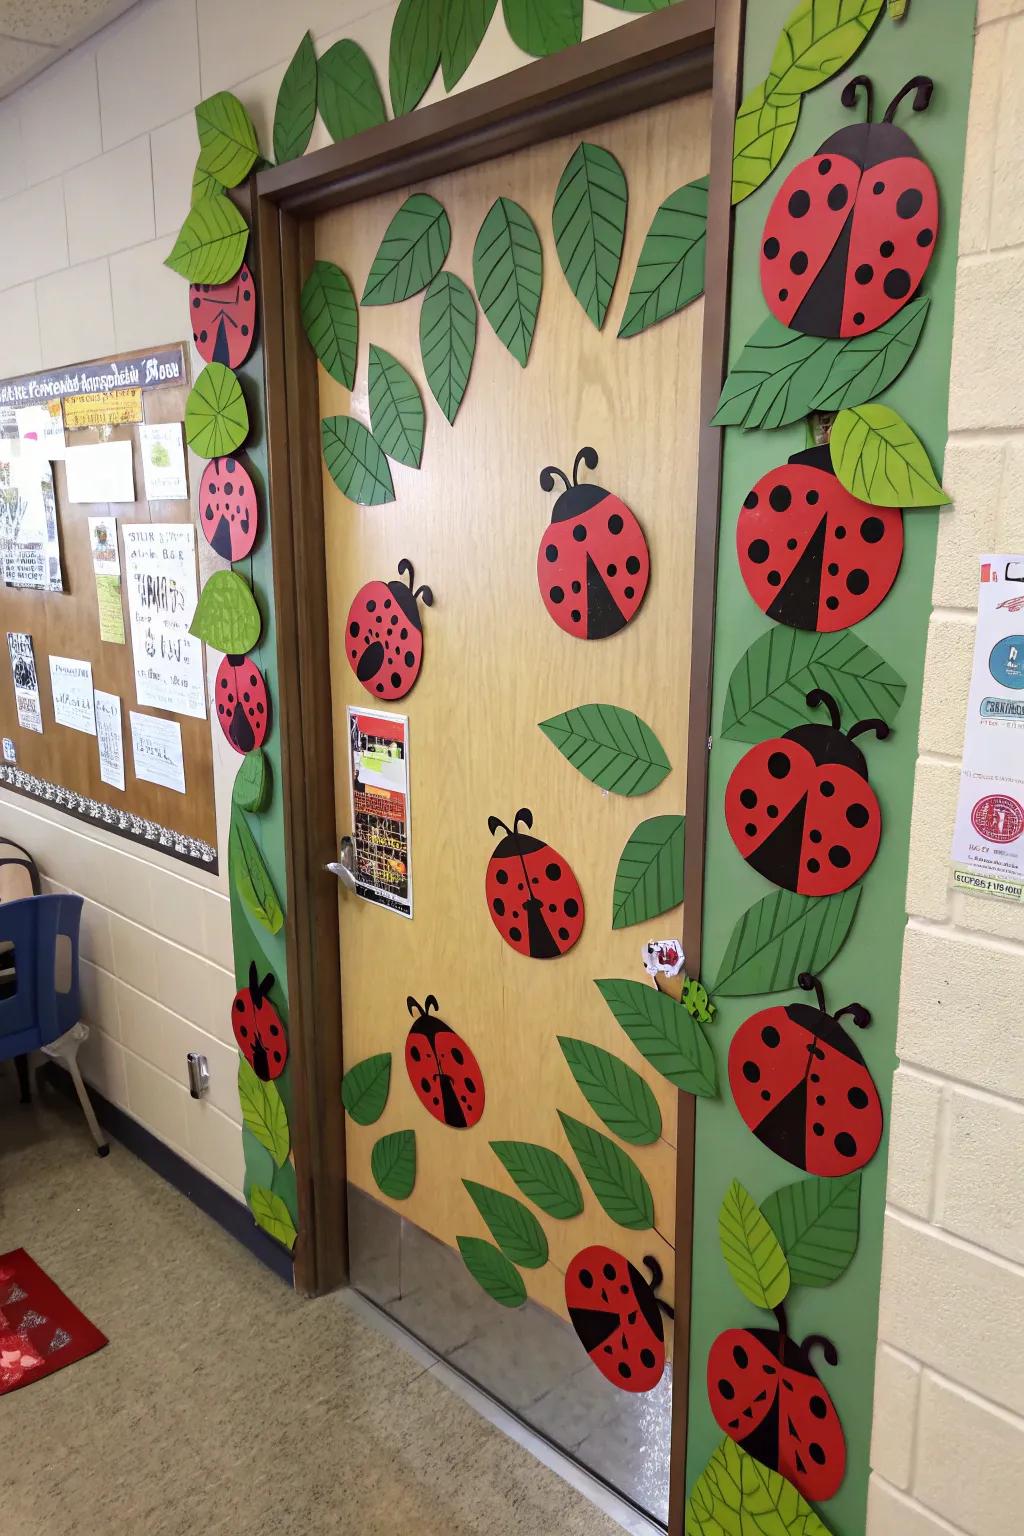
238, 1058, 290, 1166
813, 296, 930, 412
558, 1112, 654, 1230
301, 261, 359, 389
273, 32, 318, 164
722, 629, 907, 745
420, 272, 477, 424
442, 0, 498, 89
538, 704, 670, 797
553, 142, 627, 331
317, 39, 388, 142
489, 1140, 583, 1218
232, 749, 270, 813
473, 196, 542, 367
687, 1436, 835, 1536
457, 1236, 527, 1307
368, 345, 425, 468
712, 888, 861, 997
502, 0, 582, 55
341, 1052, 392, 1125
191, 162, 222, 205
229, 814, 284, 935
371, 1129, 416, 1199
195, 91, 259, 187
463, 1180, 549, 1267
618, 176, 707, 340
185, 363, 249, 458
363, 193, 451, 305
592, 0, 676, 10
719, 1179, 790, 1310
557, 1037, 661, 1146
321, 416, 395, 505
390, 0, 443, 116
249, 1186, 298, 1249
761, 1172, 861, 1288
830, 403, 950, 508
732, 80, 801, 205
612, 814, 685, 929
165, 194, 249, 284
595, 977, 717, 1097
767, 0, 884, 100
190, 569, 262, 653
681, 977, 717, 1028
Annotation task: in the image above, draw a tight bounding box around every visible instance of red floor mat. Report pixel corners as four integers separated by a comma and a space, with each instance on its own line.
0, 1248, 107, 1394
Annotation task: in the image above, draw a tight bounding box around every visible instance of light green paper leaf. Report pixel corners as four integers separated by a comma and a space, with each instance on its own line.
317, 39, 388, 142
321, 416, 395, 505
189, 569, 262, 653
341, 1052, 392, 1125
191, 162, 222, 206
712, 888, 861, 997
721, 629, 907, 744
229, 813, 284, 936
489, 1140, 583, 1218
363, 193, 451, 305
249, 1185, 298, 1249
273, 32, 318, 164
371, 1129, 417, 1199
761, 1172, 861, 1288
238, 1057, 290, 1166
232, 749, 270, 813
301, 261, 358, 389
595, 977, 717, 1097
390, 0, 443, 116
612, 814, 684, 929
195, 91, 259, 187
557, 1037, 661, 1146
473, 196, 542, 367
185, 362, 249, 459
687, 1436, 835, 1536
719, 1179, 790, 1311
732, 80, 801, 205
618, 176, 707, 339
457, 1236, 527, 1306
552, 142, 627, 330
539, 704, 670, 797
502, 0, 582, 56
463, 1180, 549, 1267
420, 272, 477, 424
165, 194, 249, 284
831, 403, 949, 507
767, 0, 884, 101
368, 345, 425, 468
442, 0, 498, 89
558, 1111, 654, 1230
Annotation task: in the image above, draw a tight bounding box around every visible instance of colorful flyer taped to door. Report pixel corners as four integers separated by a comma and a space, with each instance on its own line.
346, 707, 412, 919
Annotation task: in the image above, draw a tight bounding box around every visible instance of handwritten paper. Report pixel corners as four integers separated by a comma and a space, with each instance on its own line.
130, 711, 185, 794
94, 690, 125, 792
88, 515, 126, 644
122, 523, 206, 719
15, 400, 65, 459
6, 632, 43, 733
64, 440, 135, 504
49, 655, 96, 735
139, 422, 188, 501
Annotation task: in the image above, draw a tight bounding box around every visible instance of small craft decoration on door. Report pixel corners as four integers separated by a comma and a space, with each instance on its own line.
215, 655, 269, 755
725, 689, 889, 895
537, 448, 649, 640
232, 963, 288, 1081
565, 1247, 673, 1393
737, 445, 903, 631
405, 995, 485, 1129
760, 75, 938, 339
198, 456, 258, 562
345, 559, 433, 701
485, 808, 584, 958
728, 973, 882, 1176
190, 262, 256, 368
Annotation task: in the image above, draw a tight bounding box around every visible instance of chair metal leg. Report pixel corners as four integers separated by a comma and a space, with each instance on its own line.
42, 1022, 110, 1158
14, 1053, 31, 1104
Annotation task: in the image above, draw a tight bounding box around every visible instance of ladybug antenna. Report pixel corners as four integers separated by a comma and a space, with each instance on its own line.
487, 814, 514, 839
247, 960, 260, 998
806, 688, 842, 731
798, 972, 827, 1014
802, 1334, 840, 1370
398, 557, 434, 608
423, 995, 439, 1015
572, 446, 599, 485
642, 1255, 676, 1319
847, 717, 891, 744
883, 75, 934, 124
841, 74, 874, 123
539, 463, 571, 494
834, 1002, 872, 1030
512, 808, 535, 835
406, 995, 424, 1019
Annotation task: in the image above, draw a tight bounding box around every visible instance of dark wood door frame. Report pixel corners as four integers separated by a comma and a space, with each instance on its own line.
252, 3, 741, 1526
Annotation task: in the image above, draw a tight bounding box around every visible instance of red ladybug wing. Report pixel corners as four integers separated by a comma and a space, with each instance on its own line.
199, 456, 258, 562
761, 155, 861, 331
254, 999, 288, 1080
231, 993, 258, 1062
804, 1039, 882, 1177
841, 157, 939, 336
796, 763, 881, 897
726, 739, 815, 892
485, 853, 534, 957
405, 1030, 444, 1120
191, 263, 257, 368
434, 1029, 486, 1128
816, 500, 903, 631
538, 519, 591, 640
777, 1363, 846, 1502
529, 852, 585, 954
537, 496, 648, 641
565, 1246, 664, 1393
486, 841, 584, 959
707, 1329, 780, 1443
729, 1006, 811, 1165
215, 657, 269, 755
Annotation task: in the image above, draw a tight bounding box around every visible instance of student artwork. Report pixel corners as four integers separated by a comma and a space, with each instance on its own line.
405, 994, 485, 1129
231, 963, 288, 1081
214, 655, 270, 755
344, 559, 433, 701
565, 1247, 673, 1393
725, 690, 889, 895
190, 262, 257, 368
198, 456, 259, 563
537, 448, 649, 640
485, 808, 584, 958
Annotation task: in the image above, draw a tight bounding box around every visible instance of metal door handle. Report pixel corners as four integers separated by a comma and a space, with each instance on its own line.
326, 835, 358, 892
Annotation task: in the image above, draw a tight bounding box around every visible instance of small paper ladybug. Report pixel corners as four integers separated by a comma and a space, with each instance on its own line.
346, 560, 433, 701
761, 75, 939, 338
708, 1322, 845, 1502
199, 456, 258, 562
485, 808, 585, 959
565, 1247, 673, 1393
405, 994, 485, 1129
725, 689, 890, 896
232, 962, 287, 1081
738, 444, 903, 631
537, 447, 649, 639
215, 655, 269, 755
729, 972, 883, 1176
190, 262, 257, 368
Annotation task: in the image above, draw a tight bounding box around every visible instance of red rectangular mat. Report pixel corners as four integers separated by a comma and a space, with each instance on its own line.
0, 1248, 107, 1394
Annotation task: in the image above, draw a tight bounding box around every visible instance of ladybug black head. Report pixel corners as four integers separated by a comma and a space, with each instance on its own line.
821, 74, 934, 170
539, 447, 606, 523
406, 993, 448, 1041
388, 559, 433, 630
487, 807, 545, 859
247, 961, 275, 1010
785, 690, 890, 778
794, 973, 872, 1059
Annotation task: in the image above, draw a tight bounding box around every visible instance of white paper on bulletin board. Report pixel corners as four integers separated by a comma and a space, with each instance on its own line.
121, 522, 206, 719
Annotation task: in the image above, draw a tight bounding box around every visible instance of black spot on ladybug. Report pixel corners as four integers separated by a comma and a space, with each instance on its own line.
861, 517, 885, 543
767, 805, 778, 819
763, 237, 780, 260
602, 1262, 616, 1281
745, 822, 757, 837
564, 898, 579, 916
846, 803, 869, 828
787, 538, 798, 550
410, 1045, 421, 1062
404, 651, 415, 667
897, 188, 924, 220
826, 596, 840, 611
790, 251, 809, 275
835, 1132, 858, 1159
816, 1094, 826, 1106
827, 184, 848, 211
812, 1123, 824, 1137
767, 571, 781, 587
883, 268, 912, 300
733, 1345, 748, 1368
807, 858, 820, 873
743, 1061, 760, 1083
761, 1026, 780, 1048
810, 1396, 828, 1420
558, 926, 570, 941
744, 491, 759, 509
624, 586, 634, 600
846, 569, 869, 596
873, 180, 885, 195
769, 484, 792, 512
607, 564, 617, 578
626, 555, 641, 575
546, 862, 561, 881
719, 1378, 736, 1400
545, 544, 558, 562
809, 829, 823, 844
828, 846, 851, 869
493, 898, 505, 916
818, 159, 831, 174
640, 1349, 656, 1369
917, 227, 935, 247
848, 1086, 870, 1109
788, 190, 810, 219
571, 609, 581, 622
496, 869, 508, 885
779, 288, 789, 302
608, 513, 623, 534
809, 1444, 827, 1465
768, 752, 790, 779
820, 781, 835, 797
572, 525, 586, 542
827, 562, 839, 577
509, 926, 521, 942
740, 788, 757, 809
465, 1076, 476, 1093
580, 1269, 593, 1288
748, 540, 770, 564
853, 311, 865, 325
618, 1363, 632, 1380
880, 239, 895, 258
390, 672, 402, 688
366, 599, 376, 611
855, 263, 873, 285
550, 586, 564, 604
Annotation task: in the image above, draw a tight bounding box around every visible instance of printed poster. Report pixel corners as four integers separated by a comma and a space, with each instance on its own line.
130, 711, 185, 794
63, 388, 142, 430
0, 455, 63, 591
139, 422, 188, 501
88, 515, 126, 644
2, 738, 15, 764
6, 632, 43, 733
94, 690, 125, 792
346, 707, 412, 919
65, 439, 135, 504
122, 523, 206, 719
49, 656, 96, 736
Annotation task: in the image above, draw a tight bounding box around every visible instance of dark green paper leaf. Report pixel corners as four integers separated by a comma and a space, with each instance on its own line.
371, 1129, 416, 1199
593, 0, 674, 9
473, 196, 542, 367
814, 297, 930, 413
490, 1140, 583, 1218
301, 261, 358, 389
321, 416, 395, 505
341, 1052, 391, 1125
687, 1436, 834, 1536
557, 1037, 661, 1146
457, 1236, 527, 1306
719, 1179, 790, 1311
273, 32, 318, 164
442, 0, 498, 89
502, 0, 582, 55
618, 177, 707, 339
595, 977, 717, 1096
463, 1181, 549, 1267
195, 91, 259, 187
368, 345, 425, 468
761, 1172, 861, 1288
712, 887, 861, 996
185, 362, 248, 458
767, 0, 884, 100
165, 194, 248, 284
552, 142, 627, 330
558, 1112, 654, 1230
420, 272, 477, 424
732, 80, 801, 205
190, 570, 262, 653
612, 814, 684, 929
830, 403, 949, 507
363, 193, 451, 305
232, 749, 270, 813
238, 1058, 290, 1166
229, 813, 284, 935
249, 1186, 298, 1249
317, 40, 388, 142
721, 628, 906, 745
390, 0, 443, 116
538, 704, 670, 796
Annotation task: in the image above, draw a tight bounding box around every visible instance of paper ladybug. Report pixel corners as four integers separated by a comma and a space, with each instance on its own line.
725, 689, 890, 896
761, 75, 938, 338
729, 973, 883, 1177
738, 445, 903, 632
199, 456, 258, 562
190, 262, 256, 368
232, 963, 287, 1081
346, 560, 433, 701
405, 994, 484, 1129
537, 447, 649, 640
565, 1248, 673, 1393
708, 1323, 845, 1502
215, 655, 269, 755
485, 808, 584, 959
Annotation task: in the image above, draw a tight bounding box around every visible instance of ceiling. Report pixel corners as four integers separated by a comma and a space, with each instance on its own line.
1, 0, 138, 98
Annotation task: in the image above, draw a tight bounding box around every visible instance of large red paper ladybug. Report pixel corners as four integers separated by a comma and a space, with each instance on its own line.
537, 447, 649, 640
215, 655, 269, 755
738, 445, 903, 631
346, 560, 433, 701
708, 1323, 845, 1502
729, 973, 883, 1176
199, 456, 258, 563
232, 963, 287, 1081
405, 994, 484, 1128
485, 808, 584, 959
761, 75, 938, 338
565, 1247, 673, 1393
190, 262, 256, 368
725, 690, 889, 896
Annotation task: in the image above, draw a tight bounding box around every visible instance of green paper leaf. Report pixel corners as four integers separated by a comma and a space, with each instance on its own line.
420, 272, 477, 424
617, 176, 707, 339
687, 1436, 835, 1536
463, 1181, 549, 1267
489, 1140, 583, 1218
185, 363, 248, 459
232, 749, 270, 813
457, 1236, 527, 1307
301, 261, 358, 388
195, 91, 259, 187
814, 297, 930, 414
190, 569, 262, 653
273, 32, 318, 164
721, 629, 907, 745
719, 1179, 790, 1310
363, 193, 451, 305
761, 1172, 861, 1288
732, 80, 801, 205
502, 0, 582, 56
229, 813, 284, 935
249, 1186, 298, 1249
473, 196, 542, 367
612, 814, 685, 929
594, 978, 717, 1097
592, 0, 675, 10
390, 0, 443, 116
557, 1037, 661, 1146
830, 403, 950, 508
371, 1129, 416, 1199
317, 39, 388, 142
165, 194, 249, 284
538, 704, 670, 797
442, 0, 498, 89
767, 0, 884, 101
238, 1057, 290, 1166
712, 888, 861, 997
342, 1053, 391, 1124
271, 1157, 299, 1227
191, 162, 222, 205
558, 1112, 654, 1230
321, 416, 395, 505
368, 345, 425, 468
552, 142, 627, 331
242, 1124, 275, 1203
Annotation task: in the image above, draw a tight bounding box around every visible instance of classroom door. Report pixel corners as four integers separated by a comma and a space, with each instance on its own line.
317, 91, 710, 1522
